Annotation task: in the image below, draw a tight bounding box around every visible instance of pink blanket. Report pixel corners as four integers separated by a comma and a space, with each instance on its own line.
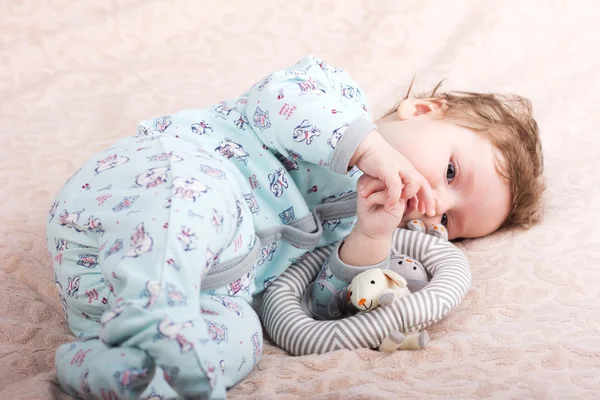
2, 1, 599, 398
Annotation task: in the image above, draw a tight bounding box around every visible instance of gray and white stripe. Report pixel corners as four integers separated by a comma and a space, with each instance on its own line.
260, 229, 471, 356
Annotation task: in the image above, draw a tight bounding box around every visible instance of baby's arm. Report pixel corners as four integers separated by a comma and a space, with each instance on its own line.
304, 175, 409, 319
338, 226, 392, 267
244, 55, 373, 174
336, 173, 407, 268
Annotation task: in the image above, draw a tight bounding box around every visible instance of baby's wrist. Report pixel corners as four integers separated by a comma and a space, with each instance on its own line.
339, 226, 392, 267
355, 219, 396, 243
349, 129, 380, 167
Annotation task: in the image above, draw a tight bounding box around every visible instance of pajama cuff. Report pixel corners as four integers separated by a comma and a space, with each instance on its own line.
327, 239, 391, 283
329, 116, 376, 175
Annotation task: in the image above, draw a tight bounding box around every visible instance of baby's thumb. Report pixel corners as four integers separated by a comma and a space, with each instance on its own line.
400, 170, 424, 200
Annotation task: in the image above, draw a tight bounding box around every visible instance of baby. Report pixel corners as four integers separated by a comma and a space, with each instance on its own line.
46, 55, 544, 399
306, 80, 546, 320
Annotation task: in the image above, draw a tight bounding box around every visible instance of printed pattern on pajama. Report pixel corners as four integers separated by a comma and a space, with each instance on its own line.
48, 134, 262, 399
46, 54, 377, 399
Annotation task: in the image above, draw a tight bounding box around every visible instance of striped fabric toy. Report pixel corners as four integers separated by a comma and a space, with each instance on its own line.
260, 226, 471, 355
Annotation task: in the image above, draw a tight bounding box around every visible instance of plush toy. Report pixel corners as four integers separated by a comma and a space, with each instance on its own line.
348, 268, 410, 311
346, 220, 449, 352
347, 267, 429, 351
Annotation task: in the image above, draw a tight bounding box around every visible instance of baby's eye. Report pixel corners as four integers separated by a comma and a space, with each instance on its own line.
441, 213, 448, 226
446, 162, 456, 183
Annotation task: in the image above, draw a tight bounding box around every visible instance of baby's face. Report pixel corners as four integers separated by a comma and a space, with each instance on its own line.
376, 113, 511, 240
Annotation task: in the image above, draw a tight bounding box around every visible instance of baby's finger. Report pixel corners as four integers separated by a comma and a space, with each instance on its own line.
367, 192, 405, 217
399, 170, 423, 200
360, 176, 386, 198
417, 179, 436, 217
357, 174, 375, 197
365, 191, 387, 206
384, 173, 404, 209
401, 172, 435, 216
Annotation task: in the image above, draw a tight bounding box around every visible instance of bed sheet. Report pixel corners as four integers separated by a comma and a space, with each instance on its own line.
2, 1, 599, 398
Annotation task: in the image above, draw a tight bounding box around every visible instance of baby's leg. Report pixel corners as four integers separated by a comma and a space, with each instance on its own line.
55, 295, 263, 400
199, 294, 263, 388
52, 135, 256, 399
131, 295, 263, 400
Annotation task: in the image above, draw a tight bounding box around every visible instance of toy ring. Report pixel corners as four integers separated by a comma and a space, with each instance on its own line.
260, 228, 471, 355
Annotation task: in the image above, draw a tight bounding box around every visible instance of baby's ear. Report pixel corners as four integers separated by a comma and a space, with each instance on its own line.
397, 98, 447, 120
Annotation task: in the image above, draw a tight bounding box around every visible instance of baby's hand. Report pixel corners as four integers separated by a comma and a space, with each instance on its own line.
356, 174, 406, 240
351, 130, 435, 217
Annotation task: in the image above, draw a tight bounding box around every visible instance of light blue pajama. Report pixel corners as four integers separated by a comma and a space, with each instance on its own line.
46, 55, 376, 399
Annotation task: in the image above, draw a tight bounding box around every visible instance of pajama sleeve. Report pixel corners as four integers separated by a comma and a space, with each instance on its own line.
304, 239, 390, 320
244, 55, 376, 175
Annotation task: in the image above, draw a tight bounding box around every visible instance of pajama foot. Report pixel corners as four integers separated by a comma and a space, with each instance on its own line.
55, 337, 155, 400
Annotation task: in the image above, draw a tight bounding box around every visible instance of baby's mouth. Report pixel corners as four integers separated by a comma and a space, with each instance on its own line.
406, 197, 418, 215
398, 197, 420, 229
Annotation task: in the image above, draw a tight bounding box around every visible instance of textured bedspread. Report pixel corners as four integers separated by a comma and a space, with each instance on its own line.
2, 1, 600, 398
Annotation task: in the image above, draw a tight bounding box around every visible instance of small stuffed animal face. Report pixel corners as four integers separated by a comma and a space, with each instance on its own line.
390, 255, 428, 281
389, 255, 429, 292
349, 269, 409, 311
